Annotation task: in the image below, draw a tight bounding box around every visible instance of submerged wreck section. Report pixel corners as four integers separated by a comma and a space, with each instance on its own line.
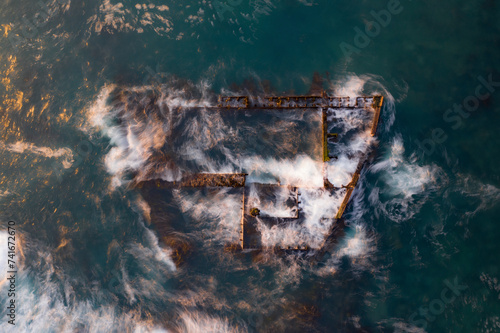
134, 173, 247, 188
240, 184, 301, 250
217, 95, 381, 110
134, 93, 383, 256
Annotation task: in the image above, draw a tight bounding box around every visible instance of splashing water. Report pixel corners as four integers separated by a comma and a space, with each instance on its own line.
369, 134, 445, 222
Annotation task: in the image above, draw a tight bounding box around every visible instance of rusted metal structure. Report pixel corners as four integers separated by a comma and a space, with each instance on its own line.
134, 173, 247, 188
136, 93, 384, 253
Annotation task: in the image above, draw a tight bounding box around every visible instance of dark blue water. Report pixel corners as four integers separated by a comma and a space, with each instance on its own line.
1, 0, 500, 332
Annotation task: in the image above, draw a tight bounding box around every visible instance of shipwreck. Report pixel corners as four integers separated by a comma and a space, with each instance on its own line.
133, 90, 383, 260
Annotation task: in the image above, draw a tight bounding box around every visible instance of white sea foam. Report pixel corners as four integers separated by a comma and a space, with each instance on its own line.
257, 188, 345, 249
140, 221, 177, 272
392, 321, 426, 333
323, 82, 379, 188
331, 75, 367, 98
128, 198, 177, 275
0, 231, 173, 332
247, 184, 297, 218
368, 134, 444, 222
174, 188, 243, 244
326, 154, 359, 187
0, 141, 74, 168
177, 311, 245, 333
0, 231, 9, 288
452, 175, 500, 218
329, 74, 396, 131
135, 197, 152, 223
86, 83, 219, 187
325, 126, 373, 187
317, 224, 377, 276
243, 155, 324, 187
0, 282, 170, 332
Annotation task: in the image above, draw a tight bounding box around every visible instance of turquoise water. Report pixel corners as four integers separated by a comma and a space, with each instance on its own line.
1, 0, 500, 332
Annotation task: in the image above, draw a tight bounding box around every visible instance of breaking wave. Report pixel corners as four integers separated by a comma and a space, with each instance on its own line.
173, 188, 243, 244
0, 230, 169, 332
257, 188, 346, 249
317, 222, 378, 276
368, 134, 445, 223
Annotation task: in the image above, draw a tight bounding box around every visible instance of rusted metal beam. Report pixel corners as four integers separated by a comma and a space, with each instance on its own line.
134, 173, 247, 188
322, 108, 330, 162
240, 191, 246, 249
214, 95, 380, 109
370, 96, 384, 136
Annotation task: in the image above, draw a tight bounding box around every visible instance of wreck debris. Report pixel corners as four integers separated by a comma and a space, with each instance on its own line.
250, 207, 261, 217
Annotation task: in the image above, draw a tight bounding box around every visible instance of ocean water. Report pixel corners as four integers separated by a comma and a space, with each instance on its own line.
1, 0, 500, 332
